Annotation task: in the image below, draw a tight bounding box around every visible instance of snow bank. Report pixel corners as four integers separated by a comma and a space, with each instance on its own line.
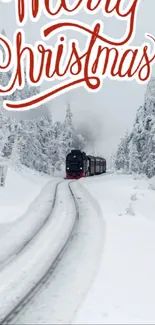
74, 173, 155, 324
0, 168, 49, 223
149, 176, 155, 190
0, 180, 60, 267
0, 181, 76, 322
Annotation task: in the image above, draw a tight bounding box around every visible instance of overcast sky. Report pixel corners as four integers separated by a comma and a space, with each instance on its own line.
0, 0, 154, 160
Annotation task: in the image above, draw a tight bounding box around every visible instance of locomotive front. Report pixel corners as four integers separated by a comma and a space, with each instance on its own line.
66, 150, 87, 179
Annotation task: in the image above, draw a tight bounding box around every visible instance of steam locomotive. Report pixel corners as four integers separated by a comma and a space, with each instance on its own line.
66, 150, 106, 179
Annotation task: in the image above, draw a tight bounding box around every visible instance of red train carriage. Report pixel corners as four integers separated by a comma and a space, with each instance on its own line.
66, 150, 106, 179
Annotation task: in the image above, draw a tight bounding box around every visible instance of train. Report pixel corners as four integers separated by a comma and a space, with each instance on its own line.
66, 150, 106, 179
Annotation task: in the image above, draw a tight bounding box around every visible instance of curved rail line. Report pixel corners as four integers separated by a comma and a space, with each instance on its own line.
1, 181, 79, 325
0, 181, 62, 273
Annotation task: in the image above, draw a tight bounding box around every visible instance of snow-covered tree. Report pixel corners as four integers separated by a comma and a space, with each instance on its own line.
50, 121, 64, 171
8, 137, 21, 170
129, 140, 141, 173
61, 104, 86, 157
114, 131, 130, 171
35, 114, 54, 173
18, 118, 42, 171
61, 104, 76, 156
1, 116, 17, 161
0, 97, 86, 174
0, 109, 9, 155
115, 76, 155, 178
0, 31, 87, 174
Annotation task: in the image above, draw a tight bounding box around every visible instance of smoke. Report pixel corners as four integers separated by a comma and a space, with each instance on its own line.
75, 111, 104, 154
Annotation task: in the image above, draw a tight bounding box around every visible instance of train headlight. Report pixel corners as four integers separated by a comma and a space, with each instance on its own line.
80, 167, 82, 170
67, 167, 69, 170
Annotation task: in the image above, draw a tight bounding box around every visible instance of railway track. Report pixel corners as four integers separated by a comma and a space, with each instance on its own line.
0, 181, 79, 325
0, 181, 61, 273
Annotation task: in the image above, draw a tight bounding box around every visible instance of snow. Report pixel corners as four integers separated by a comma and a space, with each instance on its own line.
149, 175, 155, 191
1, 171, 155, 324
0, 167, 52, 251
0, 167, 49, 223
13, 180, 105, 324
73, 173, 155, 324
0, 180, 76, 322
0, 178, 61, 267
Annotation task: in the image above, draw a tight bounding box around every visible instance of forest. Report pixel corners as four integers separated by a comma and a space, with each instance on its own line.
114, 76, 155, 178
0, 43, 85, 174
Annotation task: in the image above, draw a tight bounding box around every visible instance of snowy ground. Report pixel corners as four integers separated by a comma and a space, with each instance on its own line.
0, 168, 52, 244
0, 181, 77, 322
13, 180, 105, 324
1, 170, 155, 324
0, 167, 49, 223
73, 173, 155, 324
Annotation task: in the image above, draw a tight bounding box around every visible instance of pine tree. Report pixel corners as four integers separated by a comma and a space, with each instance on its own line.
51, 121, 64, 171
115, 131, 130, 171
0, 109, 9, 157
129, 140, 141, 173
19, 118, 42, 171
115, 76, 155, 177
61, 104, 75, 156
35, 114, 54, 173
1, 116, 17, 161
9, 137, 21, 170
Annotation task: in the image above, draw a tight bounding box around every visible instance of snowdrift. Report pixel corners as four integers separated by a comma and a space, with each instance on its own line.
0, 167, 49, 223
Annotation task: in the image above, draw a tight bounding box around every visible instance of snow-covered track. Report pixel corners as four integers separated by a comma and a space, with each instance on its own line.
0, 180, 61, 272
0, 181, 79, 325
12, 180, 105, 325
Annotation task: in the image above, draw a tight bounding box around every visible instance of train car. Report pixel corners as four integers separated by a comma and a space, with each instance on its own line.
102, 158, 106, 173
87, 155, 95, 176
66, 150, 88, 179
66, 150, 106, 179
95, 156, 106, 174
94, 157, 101, 174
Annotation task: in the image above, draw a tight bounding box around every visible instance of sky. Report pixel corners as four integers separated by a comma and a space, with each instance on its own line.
0, 0, 154, 160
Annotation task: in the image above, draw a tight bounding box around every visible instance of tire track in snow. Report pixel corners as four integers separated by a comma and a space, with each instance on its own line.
0, 181, 79, 325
